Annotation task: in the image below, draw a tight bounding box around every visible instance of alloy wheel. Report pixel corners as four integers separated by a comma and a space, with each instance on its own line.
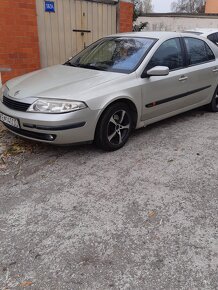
107, 110, 130, 145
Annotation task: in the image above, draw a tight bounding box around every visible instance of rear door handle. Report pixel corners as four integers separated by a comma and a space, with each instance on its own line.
179, 75, 188, 81
212, 68, 218, 72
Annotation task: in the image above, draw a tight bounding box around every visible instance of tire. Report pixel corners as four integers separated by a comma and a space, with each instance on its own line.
95, 102, 133, 151
208, 87, 218, 112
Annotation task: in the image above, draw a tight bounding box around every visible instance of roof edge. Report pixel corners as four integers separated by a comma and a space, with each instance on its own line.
138, 13, 218, 19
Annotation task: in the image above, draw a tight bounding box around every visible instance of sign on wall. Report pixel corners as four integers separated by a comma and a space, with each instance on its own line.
45, 1, 55, 13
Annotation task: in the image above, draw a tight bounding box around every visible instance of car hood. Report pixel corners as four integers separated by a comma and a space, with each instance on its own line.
7, 65, 126, 101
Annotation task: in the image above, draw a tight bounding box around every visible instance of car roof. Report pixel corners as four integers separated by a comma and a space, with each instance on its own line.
183, 28, 218, 36
108, 31, 210, 41
105, 31, 218, 59
108, 31, 181, 40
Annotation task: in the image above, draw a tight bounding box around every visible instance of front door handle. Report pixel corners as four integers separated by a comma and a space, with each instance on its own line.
212, 68, 218, 72
179, 75, 188, 81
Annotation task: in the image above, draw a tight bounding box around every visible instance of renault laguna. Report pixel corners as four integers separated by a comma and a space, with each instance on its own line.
1, 32, 218, 151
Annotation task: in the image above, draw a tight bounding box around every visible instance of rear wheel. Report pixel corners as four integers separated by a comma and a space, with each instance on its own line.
208, 87, 218, 112
95, 102, 133, 151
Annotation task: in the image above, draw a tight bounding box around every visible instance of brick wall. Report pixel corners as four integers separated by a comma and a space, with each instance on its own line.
205, 0, 218, 13
0, 0, 40, 84
119, 1, 134, 33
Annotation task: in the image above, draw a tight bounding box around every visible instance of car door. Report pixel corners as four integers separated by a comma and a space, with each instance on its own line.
142, 37, 218, 120
181, 37, 218, 106
141, 37, 189, 121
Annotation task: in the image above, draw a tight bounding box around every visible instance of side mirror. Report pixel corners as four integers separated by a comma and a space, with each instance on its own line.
141, 66, 169, 78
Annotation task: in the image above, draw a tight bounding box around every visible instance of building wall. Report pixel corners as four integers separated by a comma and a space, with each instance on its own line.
136, 14, 218, 32
119, 1, 134, 32
0, 0, 41, 83
0, 0, 133, 84
205, 0, 218, 13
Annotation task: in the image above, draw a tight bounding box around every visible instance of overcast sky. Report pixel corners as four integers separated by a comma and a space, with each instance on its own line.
152, 0, 174, 12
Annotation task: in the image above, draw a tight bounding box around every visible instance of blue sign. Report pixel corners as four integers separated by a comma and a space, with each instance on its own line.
45, 1, 55, 13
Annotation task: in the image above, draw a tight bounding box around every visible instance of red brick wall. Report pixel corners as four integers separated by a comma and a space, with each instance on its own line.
119, 1, 134, 33
0, 0, 40, 84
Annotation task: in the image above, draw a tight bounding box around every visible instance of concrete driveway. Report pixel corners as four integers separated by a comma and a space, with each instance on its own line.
0, 108, 218, 290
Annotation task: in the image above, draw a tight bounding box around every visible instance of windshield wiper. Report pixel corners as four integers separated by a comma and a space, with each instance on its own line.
64, 62, 79, 67
77, 64, 107, 71
64, 62, 107, 71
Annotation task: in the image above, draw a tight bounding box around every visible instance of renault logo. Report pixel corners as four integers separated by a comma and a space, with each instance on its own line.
14, 90, 20, 97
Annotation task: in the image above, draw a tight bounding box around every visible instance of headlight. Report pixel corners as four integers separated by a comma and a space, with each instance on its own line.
27, 99, 88, 113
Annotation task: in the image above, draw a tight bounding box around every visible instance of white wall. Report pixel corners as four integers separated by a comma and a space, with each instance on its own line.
136, 15, 218, 32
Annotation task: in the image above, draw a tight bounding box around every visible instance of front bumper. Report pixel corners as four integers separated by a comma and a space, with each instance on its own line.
0, 101, 100, 145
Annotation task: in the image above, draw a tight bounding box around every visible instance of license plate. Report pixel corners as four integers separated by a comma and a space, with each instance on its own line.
0, 112, 20, 128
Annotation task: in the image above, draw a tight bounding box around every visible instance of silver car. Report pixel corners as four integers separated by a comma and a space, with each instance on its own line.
1, 32, 218, 151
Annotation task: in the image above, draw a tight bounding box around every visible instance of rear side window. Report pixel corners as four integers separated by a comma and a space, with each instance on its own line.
207, 33, 218, 45
147, 38, 184, 71
184, 37, 215, 65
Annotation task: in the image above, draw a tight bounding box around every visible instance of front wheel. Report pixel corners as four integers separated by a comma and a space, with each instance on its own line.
208, 87, 218, 112
95, 102, 133, 151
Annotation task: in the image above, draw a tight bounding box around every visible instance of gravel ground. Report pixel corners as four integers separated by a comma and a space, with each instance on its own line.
0, 108, 218, 290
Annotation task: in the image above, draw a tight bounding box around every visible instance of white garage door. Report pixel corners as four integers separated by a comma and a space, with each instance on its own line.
36, 0, 117, 67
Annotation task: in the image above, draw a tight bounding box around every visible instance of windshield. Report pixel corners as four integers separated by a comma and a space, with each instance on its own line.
65, 37, 156, 73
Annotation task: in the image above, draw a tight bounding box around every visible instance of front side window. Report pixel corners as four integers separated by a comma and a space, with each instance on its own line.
184, 37, 215, 65
66, 37, 156, 73
146, 38, 184, 71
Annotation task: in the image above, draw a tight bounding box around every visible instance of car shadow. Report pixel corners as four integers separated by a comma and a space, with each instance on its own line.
131, 107, 208, 139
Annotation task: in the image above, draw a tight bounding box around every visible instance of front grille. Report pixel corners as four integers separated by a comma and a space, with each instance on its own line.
3, 96, 30, 112
3, 123, 57, 141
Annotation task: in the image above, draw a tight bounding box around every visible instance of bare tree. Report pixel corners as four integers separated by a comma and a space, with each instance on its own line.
142, 0, 153, 13
133, 0, 153, 21
171, 0, 205, 13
